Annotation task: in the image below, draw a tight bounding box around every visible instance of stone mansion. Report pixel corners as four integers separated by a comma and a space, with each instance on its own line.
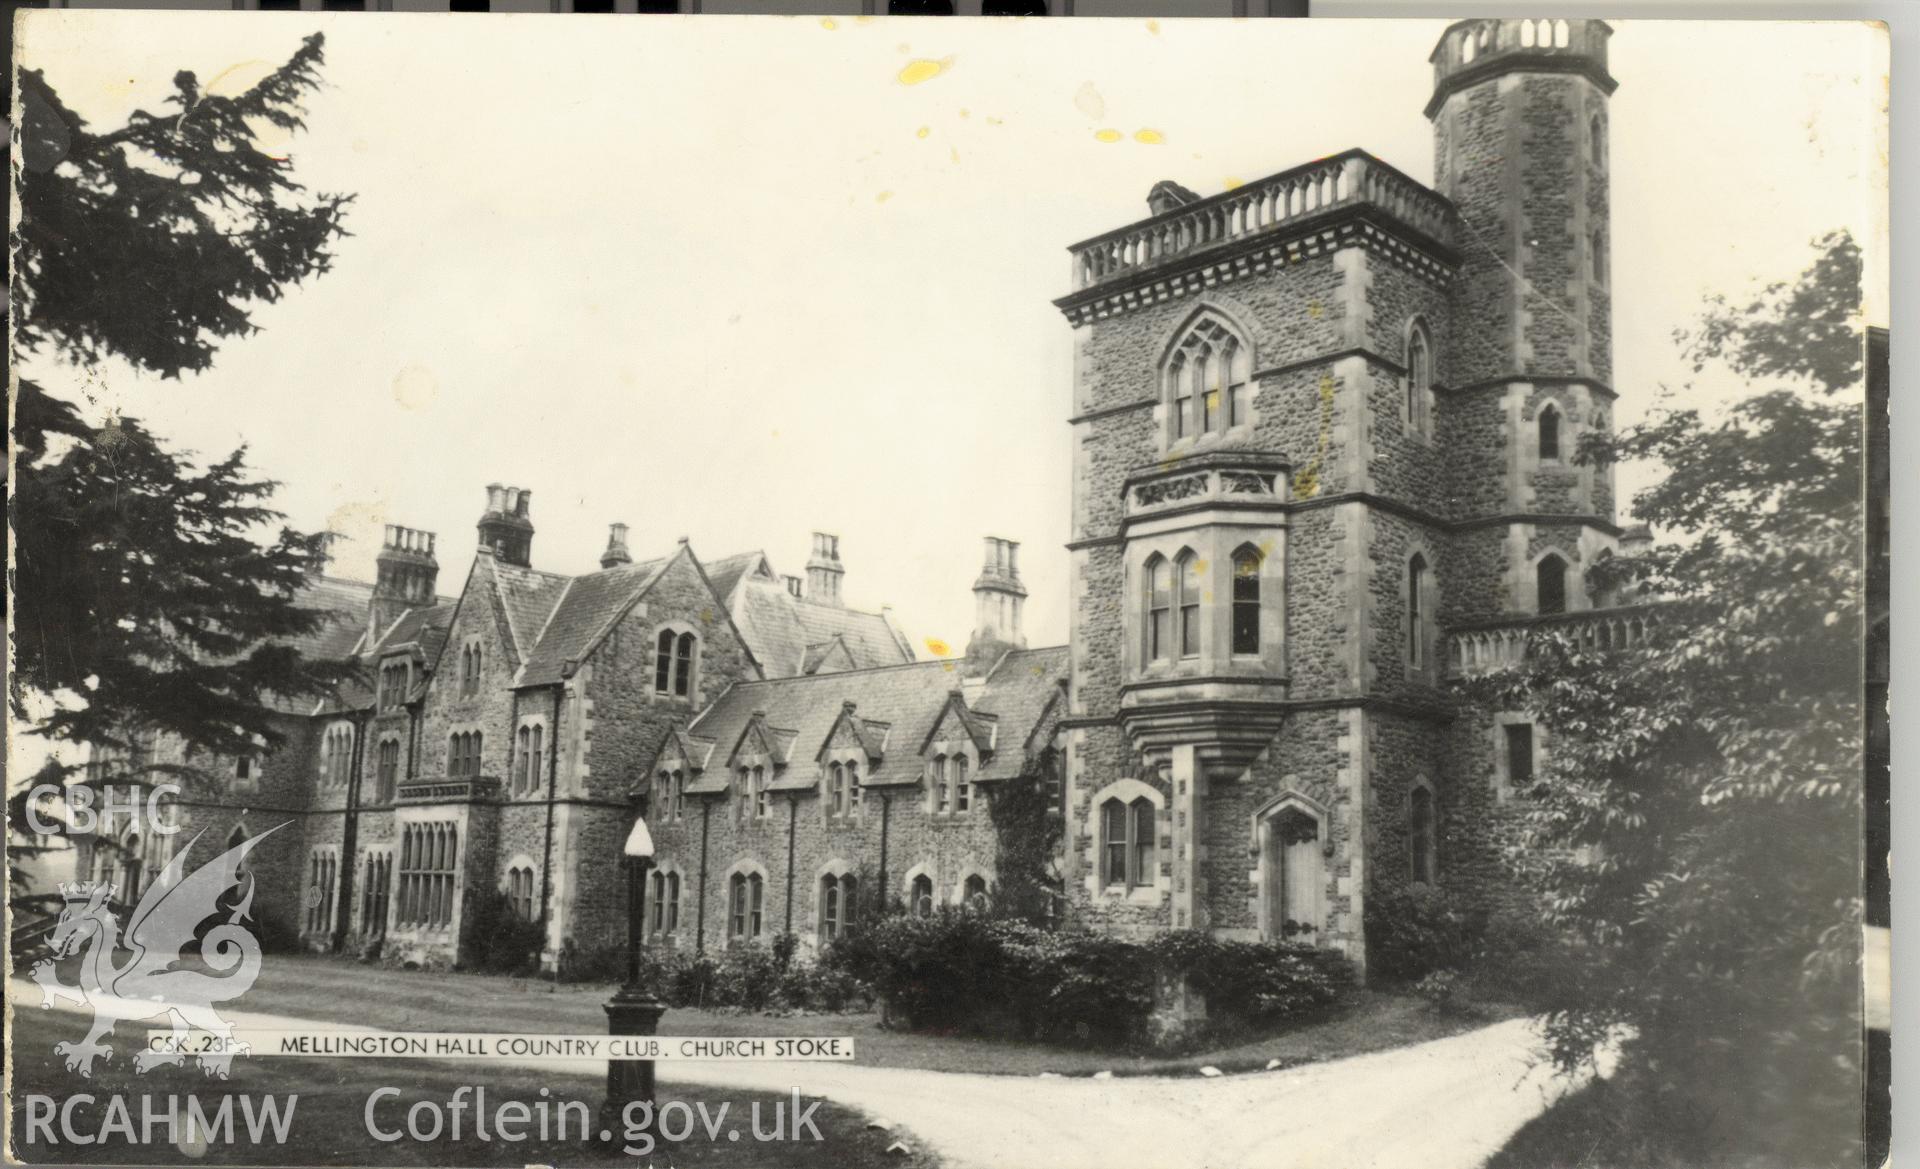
75, 18, 1647, 978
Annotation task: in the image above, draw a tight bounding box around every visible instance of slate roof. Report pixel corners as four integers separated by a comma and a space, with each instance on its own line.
703, 551, 769, 609
514, 557, 668, 688
731, 575, 913, 678
286, 576, 377, 662
791, 598, 913, 671
375, 602, 457, 664
487, 559, 574, 665
289, 579, 458, 717
682, 645, 1068, 794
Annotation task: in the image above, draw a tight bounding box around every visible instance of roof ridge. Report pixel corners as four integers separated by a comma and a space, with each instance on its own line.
725, 655, 966, 688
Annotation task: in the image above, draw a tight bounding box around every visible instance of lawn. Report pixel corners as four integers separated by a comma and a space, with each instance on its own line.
8, 1009, 938, 1169
174, 953, 1508, 1078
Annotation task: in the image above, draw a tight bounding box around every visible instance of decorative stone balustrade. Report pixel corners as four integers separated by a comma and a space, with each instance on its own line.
1067, 150, 1458, 294
1447, 605, 1666, 677
396, 776, 501, 805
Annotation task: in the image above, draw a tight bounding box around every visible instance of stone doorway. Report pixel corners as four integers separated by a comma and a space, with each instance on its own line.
1256, 801, 1325, 944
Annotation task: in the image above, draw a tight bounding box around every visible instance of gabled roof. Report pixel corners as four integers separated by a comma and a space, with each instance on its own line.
373, 601, 457, 663
647, 725, 719, 780
704, 551, 773, 609
685, 645, 1068, 792
513, 556, 668, 688
487, 557, 575, 667
802, 636, 858, 676
286, 576, 377, 662
729, 574, 914, 679
727, 711, 800, 770
921, 690, 998, 756
815, 701, 891, 763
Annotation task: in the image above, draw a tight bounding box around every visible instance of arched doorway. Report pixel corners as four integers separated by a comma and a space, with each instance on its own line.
1256, 800, 1325, 944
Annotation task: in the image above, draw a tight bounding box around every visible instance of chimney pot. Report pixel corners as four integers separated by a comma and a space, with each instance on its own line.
601, 522, 634, 570
804, 531, 846, 607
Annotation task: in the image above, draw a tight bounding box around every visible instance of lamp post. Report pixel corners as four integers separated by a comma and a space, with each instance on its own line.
602, 812, 666, 1133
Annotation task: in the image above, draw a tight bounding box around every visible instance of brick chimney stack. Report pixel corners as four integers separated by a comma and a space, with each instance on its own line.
966, 535, 1028, 670
476, 484, 535, 567
804, 532, 844, 607
370, 525, 438, 643
601, 522, 633, 569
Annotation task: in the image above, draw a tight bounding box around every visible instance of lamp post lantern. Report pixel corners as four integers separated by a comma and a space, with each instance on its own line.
602, 811, 666, 1134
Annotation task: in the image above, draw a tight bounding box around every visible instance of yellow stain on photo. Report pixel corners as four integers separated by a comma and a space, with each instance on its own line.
897, 57, 952, 87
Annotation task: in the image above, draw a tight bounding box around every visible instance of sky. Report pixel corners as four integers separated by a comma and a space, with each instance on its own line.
13, 13, 1889, 658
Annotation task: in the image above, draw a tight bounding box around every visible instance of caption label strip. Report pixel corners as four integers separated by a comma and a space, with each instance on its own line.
144, 1031, 855, 1061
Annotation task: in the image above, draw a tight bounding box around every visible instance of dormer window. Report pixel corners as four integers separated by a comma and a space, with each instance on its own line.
952, 755, 971, 813
655, 768, 683, 821
1163, 314, 1252, 446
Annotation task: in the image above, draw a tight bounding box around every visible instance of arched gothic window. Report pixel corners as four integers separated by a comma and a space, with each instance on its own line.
1176, 550, 1201, 659
675, 632, 697, 697
1405, 321, 1434, 439
1589, 113, 1605, 168
1144, 555, 1171, 663
1538, 404, 1562, 461
1232, 546, 1263, 656
1537, 554, 1568, 616
1591, 228, 1608, 287
962, 874, 989, 913
654, 630, 675, 694
1409, 785, 1438, 884
728, 872, 763, 940
1164, 315, 1252, 444
823, 873, 858, 938
911, 874, 935, 917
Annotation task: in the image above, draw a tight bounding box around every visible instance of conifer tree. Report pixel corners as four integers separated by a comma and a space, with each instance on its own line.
11, 34, 357, 768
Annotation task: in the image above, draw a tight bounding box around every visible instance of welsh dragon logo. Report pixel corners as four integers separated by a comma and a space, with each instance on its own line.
30, 824, 285, 1080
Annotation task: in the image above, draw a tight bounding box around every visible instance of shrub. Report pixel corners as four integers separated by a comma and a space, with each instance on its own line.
668, 954, 720, 1008
776, 960, 866, 1013
771, 931, 800, 971
459, 889, 545, 975
1148, 931, 1353, 1024
1414, 968, 1463, 1013
712, 945, 783, 1011
555, 938, 627, 984
823, 914, 1354, 1050
1463, 905, 1580, 1009
1363, 884, 1485, 983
